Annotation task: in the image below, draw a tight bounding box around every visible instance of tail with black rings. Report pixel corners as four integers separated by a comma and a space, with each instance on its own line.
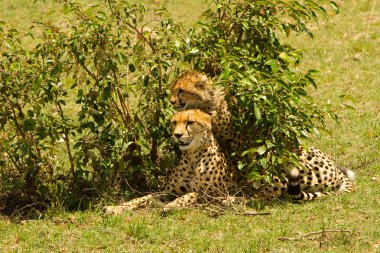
286, 167, 355, 201
286, 168, 329, 201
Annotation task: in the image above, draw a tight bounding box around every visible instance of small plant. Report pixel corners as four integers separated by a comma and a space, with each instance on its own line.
126, 218, 150, 240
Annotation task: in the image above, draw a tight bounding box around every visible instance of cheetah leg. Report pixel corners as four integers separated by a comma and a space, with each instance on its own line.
220, 196, 248, 206
163, 192, 200, 211
334, 174, 355, 194
103, 193, 173, 215
253, 176, 288, 201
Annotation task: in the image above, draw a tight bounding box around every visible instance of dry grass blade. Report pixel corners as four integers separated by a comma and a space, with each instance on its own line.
367, 0, 378, 33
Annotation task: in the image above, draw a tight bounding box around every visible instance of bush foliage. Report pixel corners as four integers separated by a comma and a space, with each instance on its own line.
0, 0, 338, 212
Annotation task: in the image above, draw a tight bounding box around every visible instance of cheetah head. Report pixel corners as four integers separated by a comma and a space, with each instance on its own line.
169, 71, 212, 111
171, 109, 213, 151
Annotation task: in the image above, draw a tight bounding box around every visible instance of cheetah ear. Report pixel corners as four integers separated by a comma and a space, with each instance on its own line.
209, 111, 217, 118
195, 74, 209, 88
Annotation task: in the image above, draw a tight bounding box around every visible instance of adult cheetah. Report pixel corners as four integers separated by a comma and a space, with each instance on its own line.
104, 109, 237, 214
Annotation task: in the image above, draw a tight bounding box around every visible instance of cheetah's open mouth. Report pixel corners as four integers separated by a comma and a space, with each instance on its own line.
178, 140, 192, 148
175, 103, 187, 111
175, 106, 186, 111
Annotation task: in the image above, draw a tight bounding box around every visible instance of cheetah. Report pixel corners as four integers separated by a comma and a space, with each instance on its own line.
103, 109, 237, 214
169, 71, 355, 201
170, 70, 239, 150
254, 146, 355, 201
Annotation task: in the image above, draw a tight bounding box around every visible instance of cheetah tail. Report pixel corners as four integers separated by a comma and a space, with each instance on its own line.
286, 168, 302, 197
286, 168, 327, 201
337, 166, 356, 181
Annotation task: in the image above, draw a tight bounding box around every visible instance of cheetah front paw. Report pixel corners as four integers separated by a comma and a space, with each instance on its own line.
103, 205, 126, 215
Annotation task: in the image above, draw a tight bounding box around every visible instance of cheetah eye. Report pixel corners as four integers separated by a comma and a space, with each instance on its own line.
187, 120, 195, 125
178, 88, 184, 94
172, 120, 177, 125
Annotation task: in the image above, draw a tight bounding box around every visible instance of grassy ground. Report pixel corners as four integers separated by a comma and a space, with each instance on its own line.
1, 0, 380, 252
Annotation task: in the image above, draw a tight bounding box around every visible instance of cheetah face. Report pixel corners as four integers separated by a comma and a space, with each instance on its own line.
171, 109, 212, 151
170, 71, 210, 111
169, 90, 203, 111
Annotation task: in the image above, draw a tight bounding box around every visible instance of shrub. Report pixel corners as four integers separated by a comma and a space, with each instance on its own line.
0, 0, 338, 213
181, 0, 339, 180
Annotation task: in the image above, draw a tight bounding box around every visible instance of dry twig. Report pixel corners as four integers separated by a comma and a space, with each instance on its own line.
278, 229, 352, 241
234, 211, 271, 216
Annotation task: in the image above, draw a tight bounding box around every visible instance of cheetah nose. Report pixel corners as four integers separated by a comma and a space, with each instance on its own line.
174, 133, 183, 139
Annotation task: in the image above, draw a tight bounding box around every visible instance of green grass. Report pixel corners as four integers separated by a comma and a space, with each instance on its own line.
1, 0, 380, 252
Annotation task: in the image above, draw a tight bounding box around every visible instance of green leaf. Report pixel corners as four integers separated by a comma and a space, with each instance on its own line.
81, 122, 96, 132
143, 75, 149, 86
23, 119, 36, 131
93, 114, 104, 125
242, 21, 249, 30
33, 75, 43, 93
118, 53, 127, 64
27, 110, 34, 118
103, 86, 111, 100
260, 158, 268, 168
256, 145, 267, 155
312, 128, 321, 138
329, 1, 339, 14
342, 104, 356, 110
300, 22, 314, 38
254, 105, 262, 122
238, 161, 244, 171
265, 59, 278, 73
20, 142, 30, 155
279, 52, 290, 63
129, 63, 136, 72
189, 48, 199, 54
